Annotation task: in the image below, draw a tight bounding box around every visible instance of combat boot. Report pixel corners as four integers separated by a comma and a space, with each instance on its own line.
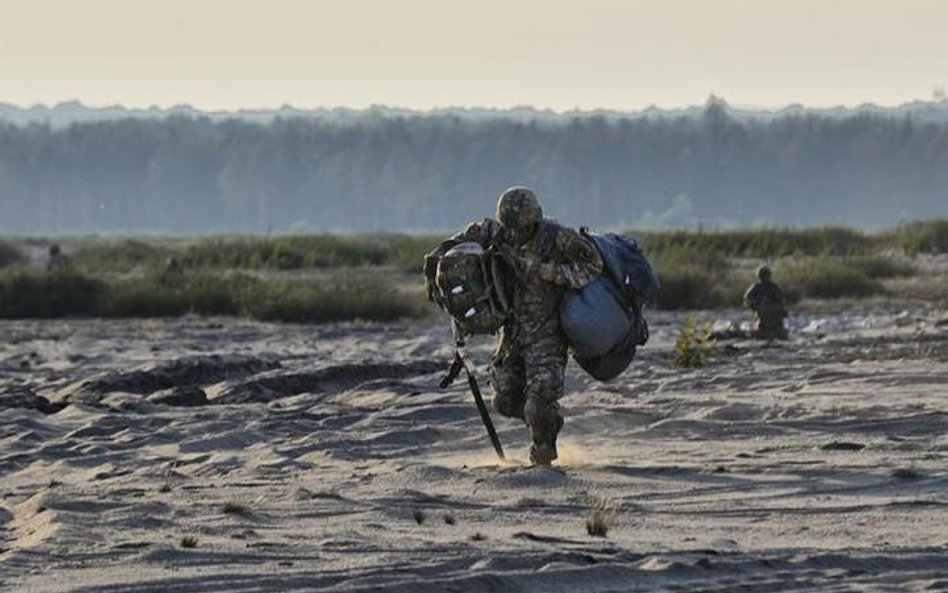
529, 415, 564, 466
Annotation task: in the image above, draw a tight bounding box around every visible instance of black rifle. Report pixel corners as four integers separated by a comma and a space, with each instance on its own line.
439, 325, 505, 460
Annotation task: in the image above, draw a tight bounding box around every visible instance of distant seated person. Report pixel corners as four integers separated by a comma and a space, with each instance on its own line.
46, 244, 70, 270
744, 265, 788, 340
159, 256, 183, 284
165, 256, 181, 274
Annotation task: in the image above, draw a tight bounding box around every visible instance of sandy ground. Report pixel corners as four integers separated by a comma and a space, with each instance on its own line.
1, 304, 947, 592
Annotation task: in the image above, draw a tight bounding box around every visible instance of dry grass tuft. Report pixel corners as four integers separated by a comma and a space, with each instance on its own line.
585, 498, 618, 538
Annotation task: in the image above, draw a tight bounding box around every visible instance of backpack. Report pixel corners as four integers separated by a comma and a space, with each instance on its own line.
434, 242, 512, 336
559, 230, 660, 381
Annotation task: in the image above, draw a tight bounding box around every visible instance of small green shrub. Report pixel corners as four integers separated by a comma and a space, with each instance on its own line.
674, 315, 714, 368
179, 536, 198, 548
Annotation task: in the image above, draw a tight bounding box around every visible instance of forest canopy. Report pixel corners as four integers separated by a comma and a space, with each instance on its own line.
1, 100, 946, 233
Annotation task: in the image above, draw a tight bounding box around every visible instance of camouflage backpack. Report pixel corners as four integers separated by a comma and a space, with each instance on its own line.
434, 242, 512, 336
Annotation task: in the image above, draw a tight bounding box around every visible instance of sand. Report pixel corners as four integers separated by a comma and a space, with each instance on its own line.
1, 304, 946, 592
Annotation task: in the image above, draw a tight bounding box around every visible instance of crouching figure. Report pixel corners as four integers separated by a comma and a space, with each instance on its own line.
744, 265, 789, 340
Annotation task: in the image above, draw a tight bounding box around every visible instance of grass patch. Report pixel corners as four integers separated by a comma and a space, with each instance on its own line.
585, 498, 617, 538
649, 249, 744, 310
180, 234, 435, 271
636, 226, 877, 259
845, 255, 916, 279
13, 220, 945, 278
884, 220, 948, 255
0, 268, 106, 318
0, 268, 424, 322
179, 536, 198, 549
72, 239, 174, 273
781, 258, 885, 299
241, 275, 424, 323
100, 272, 245, 318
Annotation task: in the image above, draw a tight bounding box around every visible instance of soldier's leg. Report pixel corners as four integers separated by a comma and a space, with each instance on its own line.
522, 334, 568, 465
490, 335, 526, 419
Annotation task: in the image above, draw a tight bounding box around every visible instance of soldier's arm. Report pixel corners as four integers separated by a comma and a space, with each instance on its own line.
744, 284, 761, 309
535, 227, 603, 289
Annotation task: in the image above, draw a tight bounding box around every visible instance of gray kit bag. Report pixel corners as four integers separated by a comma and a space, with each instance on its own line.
560, 231, 658, 381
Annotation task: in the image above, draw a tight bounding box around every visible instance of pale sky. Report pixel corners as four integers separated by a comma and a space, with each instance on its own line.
2, 0, 947, 111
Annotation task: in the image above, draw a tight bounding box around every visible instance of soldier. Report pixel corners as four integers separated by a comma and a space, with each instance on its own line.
46, 244, 70, 270
424, 187, 603, 465
744, 265, 789, 340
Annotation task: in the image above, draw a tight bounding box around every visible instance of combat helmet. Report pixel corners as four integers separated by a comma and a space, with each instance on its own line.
434, 242, 511, 335
757, 265, 773, 282
495, 186, 542, 245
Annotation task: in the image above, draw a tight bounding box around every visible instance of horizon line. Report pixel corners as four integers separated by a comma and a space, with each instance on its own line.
4, 95, 948, 117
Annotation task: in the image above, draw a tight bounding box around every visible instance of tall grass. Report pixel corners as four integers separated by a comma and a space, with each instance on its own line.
14, 220, 946, 276
240, 275, 426, 323
883, 220, 948, 256
636, 220, 948, 258
780, 258, 885, 300
3, 220, 941, 315
180, 235, 435, 271
0, 268, 426, 322
72, 239, 174, 273
0, 269, 105, 318
636, 227, 876, 258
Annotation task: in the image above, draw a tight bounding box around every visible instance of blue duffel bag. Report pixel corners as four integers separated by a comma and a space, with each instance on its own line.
560, 230, 658, 381
560, 276, 631, 359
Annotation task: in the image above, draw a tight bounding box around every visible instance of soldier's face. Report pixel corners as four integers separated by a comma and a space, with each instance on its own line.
500, 222, 533, 246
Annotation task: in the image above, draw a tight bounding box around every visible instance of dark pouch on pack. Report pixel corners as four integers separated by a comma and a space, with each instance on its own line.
573, 327, 639, 382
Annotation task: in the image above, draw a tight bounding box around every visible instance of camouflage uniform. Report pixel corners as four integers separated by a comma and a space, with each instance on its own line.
744, 266, 789, 340
425, 187, 602, 465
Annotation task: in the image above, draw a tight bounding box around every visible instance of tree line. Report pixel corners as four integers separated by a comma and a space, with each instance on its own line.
1, 101, 946, 233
